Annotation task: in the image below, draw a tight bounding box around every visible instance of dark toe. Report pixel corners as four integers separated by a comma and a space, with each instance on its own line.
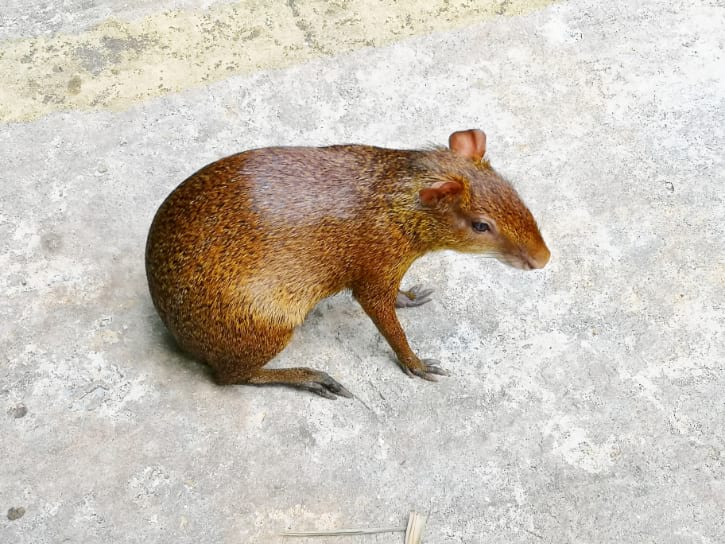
306, 382, 338, 399
411, 286, 434, 299
395, 293, 414, 308
412, 368, 439, 382
422, 359, 449, 376
318, 372, 354, 398
396, 285, 434, 308
326, 380, 354, 398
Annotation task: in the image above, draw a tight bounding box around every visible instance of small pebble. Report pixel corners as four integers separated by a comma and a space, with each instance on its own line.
13, 404, 27, 419
7, 507, 25, 520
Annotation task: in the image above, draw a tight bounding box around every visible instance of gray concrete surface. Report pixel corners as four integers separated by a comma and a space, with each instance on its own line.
2, 0, 724, 542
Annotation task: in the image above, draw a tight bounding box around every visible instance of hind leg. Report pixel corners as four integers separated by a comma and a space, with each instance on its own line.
212, 322, 352, 399
245, 368, 352, 399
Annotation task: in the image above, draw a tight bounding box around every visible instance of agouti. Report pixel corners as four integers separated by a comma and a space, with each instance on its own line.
145, 129, 550, 399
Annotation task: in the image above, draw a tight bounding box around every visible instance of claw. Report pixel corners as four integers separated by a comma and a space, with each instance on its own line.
411, 284, 434, 299
400, 358, 449, 381
323, 377, 354, 398
412, 368, 439, 382
395, 284, 434, 308
422, 358, 450, 376
306, 383, 338, 399
399, 363, 414, 377
303, 372, 353, 399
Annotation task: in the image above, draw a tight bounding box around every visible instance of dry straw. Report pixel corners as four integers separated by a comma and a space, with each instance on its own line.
281, 511, 427, 543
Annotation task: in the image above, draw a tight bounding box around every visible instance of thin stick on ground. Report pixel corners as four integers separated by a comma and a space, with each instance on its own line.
405, 511, 427, 544
281, 526, 404, 537
280, 511, 427, 542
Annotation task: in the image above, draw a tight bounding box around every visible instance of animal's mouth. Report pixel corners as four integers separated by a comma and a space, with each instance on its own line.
496, 251, 549, 271
512, 257, 534, 270
493, 253, 527, 270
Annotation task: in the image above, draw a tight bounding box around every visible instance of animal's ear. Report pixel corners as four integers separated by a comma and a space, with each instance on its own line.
448, 129, 486, 162
419, 180, 463, 207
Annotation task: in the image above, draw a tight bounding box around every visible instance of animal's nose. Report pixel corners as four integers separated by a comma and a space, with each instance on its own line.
526, 245, 550, 269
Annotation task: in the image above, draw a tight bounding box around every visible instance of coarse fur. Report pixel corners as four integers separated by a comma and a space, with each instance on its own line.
145, 129, 550, 398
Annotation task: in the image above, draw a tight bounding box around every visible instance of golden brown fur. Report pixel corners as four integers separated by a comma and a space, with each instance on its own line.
145, 129, 550, 398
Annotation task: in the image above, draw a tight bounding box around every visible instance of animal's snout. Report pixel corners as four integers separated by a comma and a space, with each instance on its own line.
525, 245, 550, 270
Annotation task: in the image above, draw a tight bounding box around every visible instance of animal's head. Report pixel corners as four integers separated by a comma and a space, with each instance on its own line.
418, 129, 550, 270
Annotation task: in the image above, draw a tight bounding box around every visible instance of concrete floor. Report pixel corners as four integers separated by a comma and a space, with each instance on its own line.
2, 0, 724, 542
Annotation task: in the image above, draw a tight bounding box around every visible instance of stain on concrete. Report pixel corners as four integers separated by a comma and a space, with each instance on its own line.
67, 75, 82, 95
41, 233, 63, 253
10, 404, 28, 418
7, 507, 25, 521
0, 0, 558, 122
287, 0, 328, 54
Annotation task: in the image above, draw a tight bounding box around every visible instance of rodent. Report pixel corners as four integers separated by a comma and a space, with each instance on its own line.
145, 129, 550, 399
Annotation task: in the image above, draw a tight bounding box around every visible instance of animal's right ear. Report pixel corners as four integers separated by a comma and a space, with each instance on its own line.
419, 180, 463, 207
448, 129, 486, 162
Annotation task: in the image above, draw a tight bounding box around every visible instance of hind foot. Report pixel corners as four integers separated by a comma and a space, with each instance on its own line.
396, 285, 434, 308
244, 367, 353, 400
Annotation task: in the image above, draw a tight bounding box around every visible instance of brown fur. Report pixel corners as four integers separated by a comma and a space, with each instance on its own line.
145, 130, 550, 398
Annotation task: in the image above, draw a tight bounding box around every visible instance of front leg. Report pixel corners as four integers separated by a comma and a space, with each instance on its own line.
353, 283, 448, 381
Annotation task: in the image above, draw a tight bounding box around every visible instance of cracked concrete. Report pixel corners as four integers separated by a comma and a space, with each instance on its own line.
1, 0, 724, 542
0, 0, 556, 122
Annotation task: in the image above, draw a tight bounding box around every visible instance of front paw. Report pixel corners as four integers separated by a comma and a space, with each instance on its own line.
400, 358, 449, 382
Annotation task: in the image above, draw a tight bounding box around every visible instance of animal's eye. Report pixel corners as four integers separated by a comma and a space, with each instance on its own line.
472, 221, 490, 233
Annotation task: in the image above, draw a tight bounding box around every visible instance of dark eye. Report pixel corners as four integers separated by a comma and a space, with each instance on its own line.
472, 221, 490, 233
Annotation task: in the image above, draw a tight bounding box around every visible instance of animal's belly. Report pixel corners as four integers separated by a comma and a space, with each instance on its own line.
228, 262, 342, 328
